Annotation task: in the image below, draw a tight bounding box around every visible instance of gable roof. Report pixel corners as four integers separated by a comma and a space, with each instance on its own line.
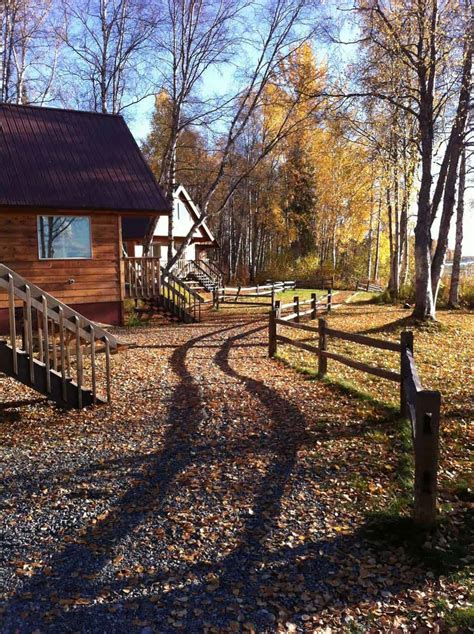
174, 185, 216, 244
122, 184, 218, 246
0, 103, 169, 213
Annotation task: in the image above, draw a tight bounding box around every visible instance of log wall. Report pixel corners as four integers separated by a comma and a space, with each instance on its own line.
0, 211, 122, 311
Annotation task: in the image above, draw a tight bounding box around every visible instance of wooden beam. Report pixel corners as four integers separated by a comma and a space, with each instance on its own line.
322, 350, 401, 382
276, 334, 319, 355
324, 326, 401, 352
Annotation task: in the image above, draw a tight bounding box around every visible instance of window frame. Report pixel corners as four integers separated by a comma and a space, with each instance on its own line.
37, 215, 93, 261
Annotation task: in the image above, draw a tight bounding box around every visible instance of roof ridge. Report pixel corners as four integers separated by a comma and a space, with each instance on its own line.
0, 103, 122, 118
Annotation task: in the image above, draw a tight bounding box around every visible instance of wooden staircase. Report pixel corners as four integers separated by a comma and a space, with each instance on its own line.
124, 258, 204, 323
176, 259, 223, 293
0, 264, 117, 408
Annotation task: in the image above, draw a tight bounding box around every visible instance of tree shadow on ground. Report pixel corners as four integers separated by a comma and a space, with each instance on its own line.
1, 318, 258, 631
1, 318, 466, 633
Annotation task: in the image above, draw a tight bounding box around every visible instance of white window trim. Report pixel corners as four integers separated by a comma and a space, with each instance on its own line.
37, 215, 93, 260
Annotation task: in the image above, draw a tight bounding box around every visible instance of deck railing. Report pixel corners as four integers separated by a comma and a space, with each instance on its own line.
0, 263, 117, 406
161, 266, 204, 322
124, 257, 205, 321
124, 257, 161, 299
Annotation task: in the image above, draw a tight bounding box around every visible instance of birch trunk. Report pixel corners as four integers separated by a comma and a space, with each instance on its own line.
448, 148, 466, 308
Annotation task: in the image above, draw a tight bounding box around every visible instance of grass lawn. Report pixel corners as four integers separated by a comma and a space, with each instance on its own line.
275, 301, 473, 619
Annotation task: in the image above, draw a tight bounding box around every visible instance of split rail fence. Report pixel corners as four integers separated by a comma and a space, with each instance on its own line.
356, 279, 384, 293
214, 281, 296, 308
268, 302, 441, 526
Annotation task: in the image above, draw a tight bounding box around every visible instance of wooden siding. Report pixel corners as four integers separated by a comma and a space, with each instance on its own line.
0, 211, 122, 310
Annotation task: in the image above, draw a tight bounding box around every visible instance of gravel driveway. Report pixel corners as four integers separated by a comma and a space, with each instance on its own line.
0, 310, 458, 632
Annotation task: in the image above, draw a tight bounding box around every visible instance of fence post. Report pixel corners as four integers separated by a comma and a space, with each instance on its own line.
327, 288, 332, 313
311, 292, 317, 320
269, 299, 280, 357
271, 287, 275, 309
318, 318, 327, 377
400, 330, 414, 417
414, 390, 441, 527
294, 296, 300, 323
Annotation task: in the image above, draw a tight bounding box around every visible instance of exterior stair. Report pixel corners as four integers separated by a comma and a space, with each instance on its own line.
124, 258, 204, 323
0, 341, 96, 407
175, 259, 224, 293
0, 263, 117, 408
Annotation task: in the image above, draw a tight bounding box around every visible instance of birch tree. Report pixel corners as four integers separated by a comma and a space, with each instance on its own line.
328, 0, 471, 319
150, 0, 322, 270
0, 0, 60, 104
58, 0, 157, 113
142, 0, 244, 260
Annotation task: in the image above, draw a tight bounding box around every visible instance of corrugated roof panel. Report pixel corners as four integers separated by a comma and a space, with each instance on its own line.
0, 104, 169, 213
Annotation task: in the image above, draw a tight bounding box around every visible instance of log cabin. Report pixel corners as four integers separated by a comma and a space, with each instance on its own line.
0, 103, 170, 333
122, 184, 223, 292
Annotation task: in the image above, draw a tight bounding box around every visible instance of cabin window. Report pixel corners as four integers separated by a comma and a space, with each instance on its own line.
37, 216, 92, 259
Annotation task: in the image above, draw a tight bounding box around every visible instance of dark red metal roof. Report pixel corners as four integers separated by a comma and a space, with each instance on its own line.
0, 104, 169, 213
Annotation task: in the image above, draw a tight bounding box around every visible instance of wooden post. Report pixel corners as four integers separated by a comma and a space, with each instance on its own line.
42, 295, 51, 394
311, 292, 317, 320
294, 296, 300, 323
75, 316, 83, 408
318, 318, 327, 377
7, 274, 18, 375
25, 286, 34, 384
327, 288, 332, 313
414, 390, 441, 526
400, 330, 414, 417
58, 307, 67, 402
268, 299, 280, 358
271, 288, 275, 309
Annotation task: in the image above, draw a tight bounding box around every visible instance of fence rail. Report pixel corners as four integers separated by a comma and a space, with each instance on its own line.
268, 306, 441, 526
214, 281, 297, 308
356, 279, 384, 293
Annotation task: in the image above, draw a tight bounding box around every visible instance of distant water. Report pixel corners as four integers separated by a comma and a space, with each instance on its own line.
444, 257, 474, 268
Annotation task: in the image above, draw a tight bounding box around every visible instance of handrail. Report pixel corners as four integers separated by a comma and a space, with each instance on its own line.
0, 264, 117, 346
161, 267, 205, 302
196, 259, 223, 284
0, 263, 116, 405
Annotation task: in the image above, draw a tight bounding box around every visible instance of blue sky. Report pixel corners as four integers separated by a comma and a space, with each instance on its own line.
126, 33, 473, 257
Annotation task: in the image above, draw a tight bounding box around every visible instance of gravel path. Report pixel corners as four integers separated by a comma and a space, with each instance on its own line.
0, 310, 454, 632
